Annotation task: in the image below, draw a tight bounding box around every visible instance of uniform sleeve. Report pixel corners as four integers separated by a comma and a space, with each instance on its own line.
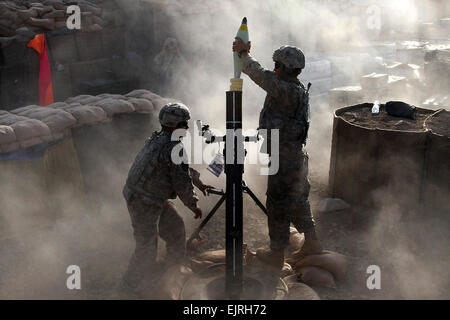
166, 143, 199, 210
242, 56, 289, 99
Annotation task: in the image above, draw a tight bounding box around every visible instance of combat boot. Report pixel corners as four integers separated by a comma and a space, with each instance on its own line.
256, 248, 284, 270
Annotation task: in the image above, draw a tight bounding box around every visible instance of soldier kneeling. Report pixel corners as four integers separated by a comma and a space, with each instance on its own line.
119, 102, 212, 296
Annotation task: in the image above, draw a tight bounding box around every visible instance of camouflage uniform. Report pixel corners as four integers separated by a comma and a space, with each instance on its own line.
242, 56, 315, 251
121, 129, 200, 289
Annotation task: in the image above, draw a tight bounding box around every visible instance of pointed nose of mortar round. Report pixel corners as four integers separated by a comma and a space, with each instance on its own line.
233, 17, 249, 79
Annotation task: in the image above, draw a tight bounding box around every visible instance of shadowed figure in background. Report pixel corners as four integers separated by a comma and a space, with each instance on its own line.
152, 37, 188, 97
119, 102, 213, 298
233, 38, 323, 270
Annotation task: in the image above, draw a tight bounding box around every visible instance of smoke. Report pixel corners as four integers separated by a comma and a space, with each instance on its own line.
363, 183, 450, 299
1, 0, 448, 299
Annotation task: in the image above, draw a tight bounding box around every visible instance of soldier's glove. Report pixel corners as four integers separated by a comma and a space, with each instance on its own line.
192, 206, 203, 219
198, 183, 214, 196
232, 37, 251, 57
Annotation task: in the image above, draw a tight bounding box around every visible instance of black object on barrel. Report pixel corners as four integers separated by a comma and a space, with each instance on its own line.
386, 101, 416, 119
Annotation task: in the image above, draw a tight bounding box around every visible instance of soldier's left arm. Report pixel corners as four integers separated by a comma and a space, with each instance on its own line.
189, 167, 202, 189
189, 167, 214, 196
165, 142, 199, 211
242, 56, 289, 99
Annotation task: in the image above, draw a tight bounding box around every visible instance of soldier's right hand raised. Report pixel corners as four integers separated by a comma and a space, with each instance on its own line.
192, 206, 203, 219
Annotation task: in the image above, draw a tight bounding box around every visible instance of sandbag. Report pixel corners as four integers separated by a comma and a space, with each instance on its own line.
20, 136, 45, 148
27, 17, 55, 30
125, 89, 157, 99
97, 93, 124, 99
44, 0, 67, 10
0, 125, 16, 144
0, 111, 51, 142
126, 97, 154, 113
385, 101, 416, 119
42, 9, 65, 19
196, 249, 225, 263
289, 226, 305, 251
92, 98, 135, 117
66, 95, 102, 105
50, 102, 107, 126
297, 266, 337, 289
286, 282, 320, 300
189, 259, 215, 273
281, 263, 294, 278
295, 250, 348, 281
10, 105, 76, 135
150, 97, 171, 111
140, 265, 192, 300
283, 274, 299, 285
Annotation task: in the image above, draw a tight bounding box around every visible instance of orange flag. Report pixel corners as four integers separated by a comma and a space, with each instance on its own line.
28, 34, 54, 106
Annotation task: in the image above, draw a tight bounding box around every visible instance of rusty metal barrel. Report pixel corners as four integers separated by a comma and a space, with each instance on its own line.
328, 103, 449, 216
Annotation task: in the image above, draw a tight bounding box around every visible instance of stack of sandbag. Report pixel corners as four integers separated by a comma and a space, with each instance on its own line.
90, 96, 135, 118
284, 227, 348, 291
289, 250, 348, 289
65, 90, 162, 118
10, 105, 76, 140
125, 89, 170, 112
0, 109, 52, 153
0, 0, 109, 43
48, 101, 107, 127
190, 248, 225, 273
283, 275, 320, 300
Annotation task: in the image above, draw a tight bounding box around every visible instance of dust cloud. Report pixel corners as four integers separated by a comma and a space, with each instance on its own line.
0, 0, 448, 299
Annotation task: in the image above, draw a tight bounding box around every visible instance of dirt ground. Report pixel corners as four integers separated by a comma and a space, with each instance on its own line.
0, 161, 448, 300
340, 105, 435, 131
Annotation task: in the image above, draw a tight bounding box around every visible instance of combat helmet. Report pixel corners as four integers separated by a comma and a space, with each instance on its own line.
272, 45, 305, 70
159, 102, 191, 127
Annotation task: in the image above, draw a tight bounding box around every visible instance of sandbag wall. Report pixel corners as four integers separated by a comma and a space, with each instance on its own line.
0, 89, 169, 237
328, 104, 449, 218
